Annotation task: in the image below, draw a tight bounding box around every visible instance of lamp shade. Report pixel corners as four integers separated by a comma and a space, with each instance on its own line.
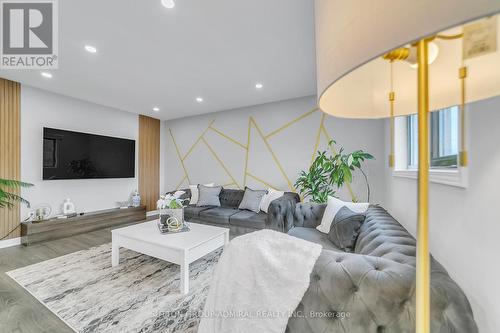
315, 0, 500, 118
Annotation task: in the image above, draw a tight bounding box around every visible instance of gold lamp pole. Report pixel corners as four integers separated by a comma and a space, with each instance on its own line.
416, 38, 431, 333
382, 32, 471, 332
383, 39, 431, 332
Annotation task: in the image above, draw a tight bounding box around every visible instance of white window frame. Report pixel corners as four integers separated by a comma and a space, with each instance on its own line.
392, 113, 468, 188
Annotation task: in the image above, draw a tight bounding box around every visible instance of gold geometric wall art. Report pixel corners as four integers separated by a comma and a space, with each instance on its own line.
167, 107, 356, 201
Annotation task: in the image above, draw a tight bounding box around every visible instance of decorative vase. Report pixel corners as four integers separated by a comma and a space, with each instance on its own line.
159, 208, 184, 228
62, 198, 76, 215
132, 190, 141, 207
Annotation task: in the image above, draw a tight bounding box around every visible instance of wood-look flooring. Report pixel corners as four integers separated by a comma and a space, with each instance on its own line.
0, 219, 153, 333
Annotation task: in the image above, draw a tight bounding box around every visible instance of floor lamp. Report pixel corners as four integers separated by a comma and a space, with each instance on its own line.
314, 1, 500, 332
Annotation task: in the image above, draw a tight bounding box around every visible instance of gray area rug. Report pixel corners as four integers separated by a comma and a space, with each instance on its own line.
6, 243, 221, 333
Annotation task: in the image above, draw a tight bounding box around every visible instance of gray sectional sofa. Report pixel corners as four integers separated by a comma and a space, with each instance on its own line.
285, 202, 478, 332
174, 188, 300, 236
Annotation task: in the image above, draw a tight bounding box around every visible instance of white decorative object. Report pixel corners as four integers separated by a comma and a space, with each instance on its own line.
198, 229, 322, 333
259, 188, 285, 213
62, 198, 76, 215
159, 208, 184, 228
189, 183, 214, 205
157, 192, 187, 228
32, 204, 52, 222
131, 190, 141, 207
111, 221, 229, 294
316, 196, 369, 234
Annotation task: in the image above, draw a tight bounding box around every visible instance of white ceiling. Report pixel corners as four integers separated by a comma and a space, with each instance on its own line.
0, 0, 317, 120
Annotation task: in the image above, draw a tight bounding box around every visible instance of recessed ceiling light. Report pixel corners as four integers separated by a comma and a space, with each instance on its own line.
84, 45, 97, 53
255, 83, 263, 89
152, 107, 160, 112
196, 97, 203, 103
161, 0, 175, 9
41, 72, 52, 78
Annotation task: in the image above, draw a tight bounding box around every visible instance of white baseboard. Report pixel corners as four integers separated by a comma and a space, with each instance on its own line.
0, 237, 21, 249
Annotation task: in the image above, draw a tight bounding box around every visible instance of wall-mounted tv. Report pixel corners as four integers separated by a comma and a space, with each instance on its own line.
43, 127, 135, 180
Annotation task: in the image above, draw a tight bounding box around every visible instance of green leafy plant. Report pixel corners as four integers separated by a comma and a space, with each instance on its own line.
157, 193, 187, 210
294, 140, 374, 203
295, 151, 335, 203
0, 178, 33, 209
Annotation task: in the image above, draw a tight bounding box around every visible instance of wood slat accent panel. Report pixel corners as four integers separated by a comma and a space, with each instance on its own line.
138, 115, 160, 211
0, 78, 21, 240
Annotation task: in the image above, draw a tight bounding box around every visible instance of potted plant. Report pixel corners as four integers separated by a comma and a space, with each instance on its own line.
0, 178, 33, 240
157, 193, 187, 230
295, 140, 374, 203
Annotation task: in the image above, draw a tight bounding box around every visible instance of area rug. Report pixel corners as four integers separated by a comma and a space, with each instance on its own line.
6, 244, 221, 333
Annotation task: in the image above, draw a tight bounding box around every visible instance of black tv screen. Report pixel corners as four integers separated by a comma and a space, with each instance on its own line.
43, 127, 135, 180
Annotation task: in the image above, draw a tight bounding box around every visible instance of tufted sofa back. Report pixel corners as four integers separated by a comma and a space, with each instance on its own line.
354, 205, 417, 266
168, 188, 299, 211
288, 202, 326, 230
218, 189, 245, 207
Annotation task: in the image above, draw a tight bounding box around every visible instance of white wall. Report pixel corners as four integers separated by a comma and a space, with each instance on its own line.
20, 86, 139, 219
165, 96, 386, 203
382, 95, 500, 333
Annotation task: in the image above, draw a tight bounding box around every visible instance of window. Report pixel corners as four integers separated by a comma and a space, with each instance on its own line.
407, 106, 459, 169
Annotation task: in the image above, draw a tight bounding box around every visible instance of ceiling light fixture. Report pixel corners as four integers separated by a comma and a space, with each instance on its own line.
152, 107, 160, 112
41, 72, 53, 78
84, 45, 97, 53
255, 83, 263, 89
196, 97, 203, 103
161, 0, 175, 9
85, 45, 97, 53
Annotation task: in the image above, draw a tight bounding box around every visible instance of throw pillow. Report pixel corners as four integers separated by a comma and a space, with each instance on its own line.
239, 187, 267, 213
259, 188, 285, 213
196, 185, 222, 207
327, 206, 366, 251
316, 196, 369, 234
189, 183, 215, 205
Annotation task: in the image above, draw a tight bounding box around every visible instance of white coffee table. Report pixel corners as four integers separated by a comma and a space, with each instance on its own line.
111, 221, 229, 294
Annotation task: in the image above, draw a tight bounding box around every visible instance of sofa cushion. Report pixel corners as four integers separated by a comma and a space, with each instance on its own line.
189, 183, 215, 205
327, 206, 366, 251
230, 210, 267, 229
238, 187, 267, 213
288, 227, 341, 252
199, 207, 240, 225
184, 205, 213, 219
197, 185, 222, 207
219, 189, 245, 208
317, 196, 369, 234
259, 188, 285, 213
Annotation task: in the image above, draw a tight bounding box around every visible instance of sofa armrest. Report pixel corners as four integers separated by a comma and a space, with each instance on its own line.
287, 250, 478, 333
266, 193, 300, 232
288, 202, 327, 230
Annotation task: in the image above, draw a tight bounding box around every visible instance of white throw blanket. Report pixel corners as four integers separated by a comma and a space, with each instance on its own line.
198, 229, 322, 333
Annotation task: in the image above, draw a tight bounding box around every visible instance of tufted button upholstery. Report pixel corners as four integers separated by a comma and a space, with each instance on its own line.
219, 189, 245, 207
288, 202, 327, 230
286, 204, 478, 333
267, 192, 300, 232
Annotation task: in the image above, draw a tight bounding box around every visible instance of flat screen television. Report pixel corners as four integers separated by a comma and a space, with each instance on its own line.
43, 127, 135, 180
